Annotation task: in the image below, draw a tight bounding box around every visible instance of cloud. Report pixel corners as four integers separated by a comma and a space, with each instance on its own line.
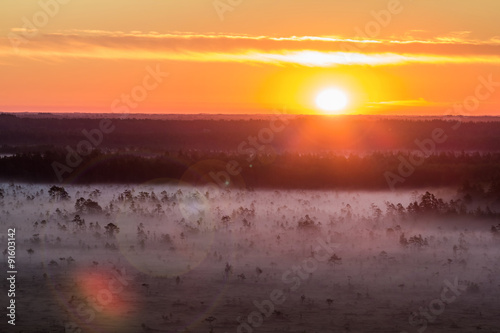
2, 30, 500, 67
367, 98, 442, 108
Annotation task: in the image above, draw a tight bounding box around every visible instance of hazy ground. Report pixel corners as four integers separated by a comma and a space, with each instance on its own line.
1, 184, 499, 333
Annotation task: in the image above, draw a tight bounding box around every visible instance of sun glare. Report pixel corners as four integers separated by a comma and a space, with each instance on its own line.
315, 88, 349, 114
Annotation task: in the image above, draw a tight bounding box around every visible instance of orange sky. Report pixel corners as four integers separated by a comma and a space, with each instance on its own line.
1, 0, 500, 115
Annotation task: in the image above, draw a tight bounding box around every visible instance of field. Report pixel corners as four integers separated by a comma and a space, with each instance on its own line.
2, 183, 500, 333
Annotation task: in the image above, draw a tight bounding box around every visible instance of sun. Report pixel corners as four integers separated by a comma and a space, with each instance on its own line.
315, 88, 349, 114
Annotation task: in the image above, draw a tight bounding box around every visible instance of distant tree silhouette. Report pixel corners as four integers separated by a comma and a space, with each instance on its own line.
48, 185, 70, 201
104, 223, 119, 238
75, 198, 103, 214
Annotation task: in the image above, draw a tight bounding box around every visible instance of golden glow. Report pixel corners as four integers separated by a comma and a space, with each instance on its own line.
315, 88, 349, 114
1, 1, 500, 116
6, 43, 500, 67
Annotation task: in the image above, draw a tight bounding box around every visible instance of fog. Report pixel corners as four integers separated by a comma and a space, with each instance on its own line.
1, 183, 499, 332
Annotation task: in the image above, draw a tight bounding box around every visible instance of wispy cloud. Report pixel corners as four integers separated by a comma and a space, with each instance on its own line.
367, 98, 442, 107
14, 29, 500, 45
2, 30, 500, 67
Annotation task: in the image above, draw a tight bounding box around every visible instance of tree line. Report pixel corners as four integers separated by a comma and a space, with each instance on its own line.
1, 150, 500, 191
2, 114, 500, 153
